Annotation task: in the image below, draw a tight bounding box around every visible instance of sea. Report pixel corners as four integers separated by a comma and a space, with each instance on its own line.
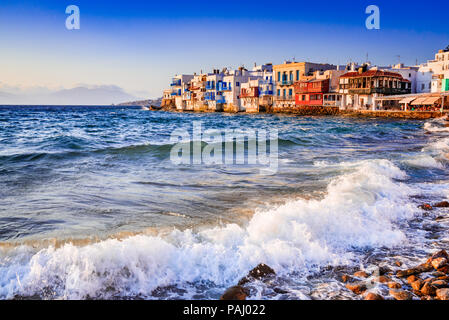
0, 105, 449, 300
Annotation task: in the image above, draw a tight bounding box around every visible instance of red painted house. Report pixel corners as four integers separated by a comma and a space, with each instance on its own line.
294, 79, 330, 106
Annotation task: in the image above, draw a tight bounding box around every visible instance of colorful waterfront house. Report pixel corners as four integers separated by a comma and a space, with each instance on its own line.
294, 79, 330, 107
338, 67, 412, 111
240, 79, 260, 113
189, 74, 208, 112
273, 61, 338, 112
171, 74, 194, 110
161, 89, 175, 108
206, 70, 225, 112
222, 67, 252, 113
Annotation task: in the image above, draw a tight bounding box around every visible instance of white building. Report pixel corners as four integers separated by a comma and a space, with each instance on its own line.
171, 74, 194, 110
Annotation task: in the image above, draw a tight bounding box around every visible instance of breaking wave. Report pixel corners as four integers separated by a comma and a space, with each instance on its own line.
0, 159, 418, 300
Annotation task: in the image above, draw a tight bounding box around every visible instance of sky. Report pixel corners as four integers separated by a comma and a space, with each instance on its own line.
0, 0, 448, 104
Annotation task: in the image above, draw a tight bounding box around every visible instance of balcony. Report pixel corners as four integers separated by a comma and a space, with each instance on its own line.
206, 83, 215, 90
260, 79, 273, 85
222, 85, 232, 91
274, 95, 295, 101
171, 79, 182, 87
260, 90, 273, 96
277, 80, 294, 86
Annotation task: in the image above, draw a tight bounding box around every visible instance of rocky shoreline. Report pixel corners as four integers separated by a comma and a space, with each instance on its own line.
151, 106, 448, 120
220, 201, 449, 301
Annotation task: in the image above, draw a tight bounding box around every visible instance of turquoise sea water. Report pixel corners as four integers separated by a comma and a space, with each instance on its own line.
1, 105, 449, 299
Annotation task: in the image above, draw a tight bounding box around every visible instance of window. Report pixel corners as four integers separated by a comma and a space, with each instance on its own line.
277, 72, 281, 81
277, 89, 280, 96
289, 89, 293, 96
236, 82, 240, 87
302, 95, 306, 101
283, 89, 286, 96
296, 70, 300, 81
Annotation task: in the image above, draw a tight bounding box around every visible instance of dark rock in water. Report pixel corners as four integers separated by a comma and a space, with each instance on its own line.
436, 288, 449, 300
273, 288, 289, 294
345, 282, 367, 295
421, 282, 437, 296
431, 280, 449, 289
411, 279, 424, 291
364, 292, 384, 300
220, 286, 248, 300
427, 250, 449, 264
389, 289, 413, 300
388, 282, 402, 289
407, 275, 419, 284
378, 266, 391, 276
419, 204, 433, 211
238, 263, 275, 285
434, 201, 449, 208
438, 265, 449, 274
396, 263, 433, 278
353, 271, 369, 278
431, 257, 448, 270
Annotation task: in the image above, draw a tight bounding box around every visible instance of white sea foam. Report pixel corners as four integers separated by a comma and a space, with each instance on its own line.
405, 155, 444, 169
424, 119, 449, 133
0, 160, 419, 299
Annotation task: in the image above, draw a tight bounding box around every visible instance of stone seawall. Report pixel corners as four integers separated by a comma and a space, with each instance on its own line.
271, 106, 340, 116
339, 110, 446, 120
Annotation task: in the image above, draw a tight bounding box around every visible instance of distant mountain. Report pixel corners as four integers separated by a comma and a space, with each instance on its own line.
0, 85, 140, 106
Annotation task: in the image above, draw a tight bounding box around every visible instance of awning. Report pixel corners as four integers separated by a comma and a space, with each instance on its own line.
399, 97, 416, 104
411, 97, 429, 105
422, 96, 441, 105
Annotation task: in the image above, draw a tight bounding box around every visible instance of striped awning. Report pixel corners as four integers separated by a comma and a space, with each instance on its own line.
422, 96, 441, 105
399, 97, 416, 104
411, 97, 429, 105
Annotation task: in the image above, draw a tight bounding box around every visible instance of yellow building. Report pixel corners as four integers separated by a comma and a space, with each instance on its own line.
273, 61, 338, 111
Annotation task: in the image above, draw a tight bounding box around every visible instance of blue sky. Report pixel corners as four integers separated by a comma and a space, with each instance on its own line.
0, 0, 448, 101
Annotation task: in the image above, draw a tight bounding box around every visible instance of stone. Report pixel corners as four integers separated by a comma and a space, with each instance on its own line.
431, 257, 448, 270
436, 288, 449, 300
354, 271, 369, 278
378, 266, 391, 276
431, 280, 449, 289
388, 282, 402, 289
396, 264, 431, 278
427, 250, 449, 264
364, 292, 384, 300
419, 204, 433, 211
389, 289, 413, 300
421, 282, 437, 296
438, 265, 449, 274
341, 275, 352, 283
346, 282, 367, 295
220, 286, 248, 300
238, 264, 275, 285
433, 201, 449, 208
407, 275, 419, 284
411, 280, 424, 291
377, 276, 390, 284
438, 275, 449, 281
394, 261, 403, 267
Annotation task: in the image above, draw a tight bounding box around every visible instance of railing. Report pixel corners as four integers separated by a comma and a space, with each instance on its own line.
171, 80, 182, 87
206, 84, 215, 90
260, 90, 273, 96
277, 80, 294, 86
274, 95, 295, 101
222, 86, 232, 91
216, 97, 226, 104
260, 79, 273, 85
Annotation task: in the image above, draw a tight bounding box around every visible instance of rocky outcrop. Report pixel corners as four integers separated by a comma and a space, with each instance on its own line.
221, 263, 276, 300
220, 286, 248, 300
